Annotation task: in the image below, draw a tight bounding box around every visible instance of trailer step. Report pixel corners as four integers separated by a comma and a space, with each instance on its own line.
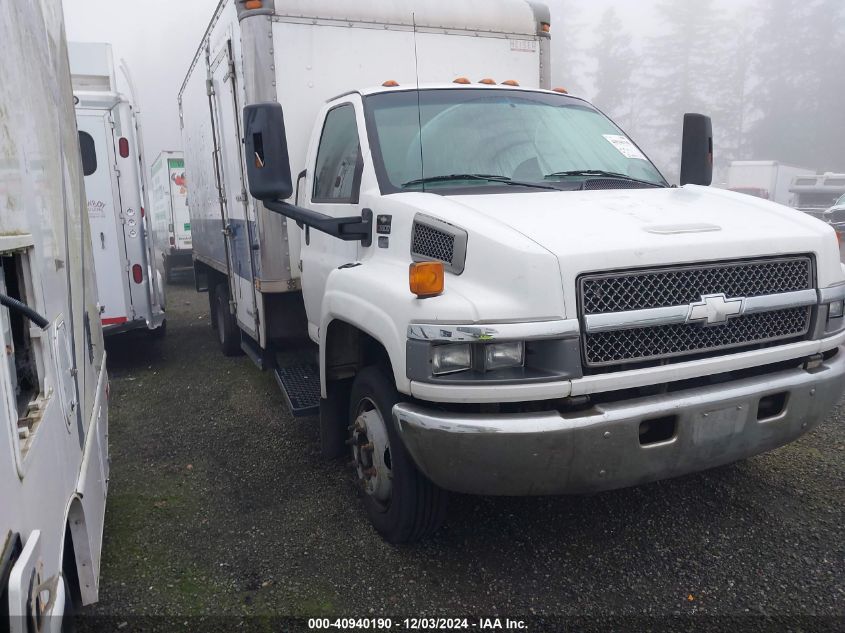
274, 363, 320, 417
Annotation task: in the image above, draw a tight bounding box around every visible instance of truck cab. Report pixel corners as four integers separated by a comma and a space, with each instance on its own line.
246, 82, 845, 542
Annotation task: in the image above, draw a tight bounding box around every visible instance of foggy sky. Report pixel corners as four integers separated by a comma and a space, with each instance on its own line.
62, 0, 749, 175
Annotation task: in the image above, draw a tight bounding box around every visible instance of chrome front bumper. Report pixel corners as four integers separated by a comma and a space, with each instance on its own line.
393, 348, 845, 496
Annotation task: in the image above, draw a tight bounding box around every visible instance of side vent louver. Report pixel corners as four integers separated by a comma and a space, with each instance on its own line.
410, 214, 468, 275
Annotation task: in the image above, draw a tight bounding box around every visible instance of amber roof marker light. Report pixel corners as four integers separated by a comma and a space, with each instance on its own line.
453, 77, 471, 85
478, 78, 497, 85
552, 87, 569, 94
502, 80, 520, 86
382, 80, 399, 87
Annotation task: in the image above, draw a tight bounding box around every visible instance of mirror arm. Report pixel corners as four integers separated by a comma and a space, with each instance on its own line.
263, 200, 372, 247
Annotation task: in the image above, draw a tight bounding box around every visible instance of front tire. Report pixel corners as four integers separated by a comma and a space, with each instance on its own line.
348, 366, 448, 543
214, 283, 242, 357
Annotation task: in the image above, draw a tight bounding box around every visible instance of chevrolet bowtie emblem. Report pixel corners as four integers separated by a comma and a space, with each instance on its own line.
687, 293, 744, 325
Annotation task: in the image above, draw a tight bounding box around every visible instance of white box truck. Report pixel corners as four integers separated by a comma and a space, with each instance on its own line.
727, 160, 813, 205
70, 42, 166, 336
150, 151, 193, 282
181, 0, 845, 542
1, 0, 109, 627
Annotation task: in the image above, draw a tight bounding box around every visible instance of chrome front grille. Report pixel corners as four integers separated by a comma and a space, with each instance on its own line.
579, 256, 815, 368
582, 257, 812, 314
584, 307, 811, 366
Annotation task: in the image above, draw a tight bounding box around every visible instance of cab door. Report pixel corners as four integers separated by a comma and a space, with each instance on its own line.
301, 102, 364, 339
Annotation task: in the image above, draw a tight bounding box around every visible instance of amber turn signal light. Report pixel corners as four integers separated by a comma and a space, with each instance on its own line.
409, 262, 444, 298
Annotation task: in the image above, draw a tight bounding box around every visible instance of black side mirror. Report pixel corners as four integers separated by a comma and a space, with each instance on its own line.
680, 113, 713, 186
243, 102, 293, 200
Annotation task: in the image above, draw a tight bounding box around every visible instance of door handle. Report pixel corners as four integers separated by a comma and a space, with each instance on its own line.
100, 232, 105, 249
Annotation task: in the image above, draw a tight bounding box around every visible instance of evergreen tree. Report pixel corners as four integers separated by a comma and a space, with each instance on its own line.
591, 7, 640, 135
640, 0, 728, 181
747, 0, 844, 171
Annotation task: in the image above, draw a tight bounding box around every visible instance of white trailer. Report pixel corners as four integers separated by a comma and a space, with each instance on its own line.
790, 172, 845, 218
727, 160, 813, 205
150, 151, 193, 283
69, 42, 166, 336
1, 0, 110, 627
181, 0, 845, 543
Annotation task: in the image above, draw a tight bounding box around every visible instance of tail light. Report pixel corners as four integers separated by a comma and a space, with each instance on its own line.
132, 264, 143, 284
169, 236, 175, 246
141, 206, 145, 218
118, 137, 129, 158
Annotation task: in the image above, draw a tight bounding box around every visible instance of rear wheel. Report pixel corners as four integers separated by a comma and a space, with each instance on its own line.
150, 319, 166, 339
164, 256, 173, 284
348, 366, 448, 543
214, 283, 242, 357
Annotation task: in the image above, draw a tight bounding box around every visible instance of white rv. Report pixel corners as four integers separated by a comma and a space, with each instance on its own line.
150, 151, 193, 282
181, 0, 845, 542
1, 0, 109, 627
69, 42, 166, 336
790, 172, 845, 219
727, 160, 813, 206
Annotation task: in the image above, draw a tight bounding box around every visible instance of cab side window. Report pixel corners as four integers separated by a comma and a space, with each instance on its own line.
312, 104, 362, 203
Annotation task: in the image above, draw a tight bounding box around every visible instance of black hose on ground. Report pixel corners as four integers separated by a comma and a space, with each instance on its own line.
0, 293, 49, 329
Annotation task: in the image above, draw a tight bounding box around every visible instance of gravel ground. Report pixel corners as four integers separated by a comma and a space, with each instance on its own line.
83, 279, 845, 630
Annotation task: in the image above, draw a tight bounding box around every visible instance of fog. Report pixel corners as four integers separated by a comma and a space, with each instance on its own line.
64, 0, 845, 184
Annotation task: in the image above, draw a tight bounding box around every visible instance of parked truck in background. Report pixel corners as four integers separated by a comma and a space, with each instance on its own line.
791, 172, 845, 220
1, 1, 110, 627
150, 151, 193, 283
727, 160, 813, 205
69, 42, 166, 336
181, 0, 845, 543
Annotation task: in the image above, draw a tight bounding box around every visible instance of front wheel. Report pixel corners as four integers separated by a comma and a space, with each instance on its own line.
348, 366, 448, 543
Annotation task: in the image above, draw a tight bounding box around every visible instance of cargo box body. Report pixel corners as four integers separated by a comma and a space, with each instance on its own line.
151, 151, 193, 281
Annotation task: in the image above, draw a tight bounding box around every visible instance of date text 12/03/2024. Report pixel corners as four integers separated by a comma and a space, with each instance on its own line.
307, 618, 529, 630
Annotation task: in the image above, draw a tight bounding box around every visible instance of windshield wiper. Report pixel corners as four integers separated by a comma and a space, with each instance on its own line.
401, 173, 557, 190
545, 170, 664, 188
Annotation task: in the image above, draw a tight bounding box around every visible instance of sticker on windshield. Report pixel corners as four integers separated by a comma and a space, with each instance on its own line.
602, 134, 647, 160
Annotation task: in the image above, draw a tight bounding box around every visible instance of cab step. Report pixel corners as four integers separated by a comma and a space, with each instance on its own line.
274, 363, 320, 417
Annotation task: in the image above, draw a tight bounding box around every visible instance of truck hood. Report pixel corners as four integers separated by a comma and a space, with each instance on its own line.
439, 184, 843, 290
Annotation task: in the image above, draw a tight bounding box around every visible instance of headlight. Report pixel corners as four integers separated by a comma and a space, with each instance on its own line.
484, 341, 525, 371
829, 300, 844, 319
431, 343, 472, 375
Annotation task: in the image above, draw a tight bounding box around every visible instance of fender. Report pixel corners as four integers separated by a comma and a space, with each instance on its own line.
320, 290, 406, 397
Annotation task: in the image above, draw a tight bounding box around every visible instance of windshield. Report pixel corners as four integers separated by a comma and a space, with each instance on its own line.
363, 88, 667, 193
